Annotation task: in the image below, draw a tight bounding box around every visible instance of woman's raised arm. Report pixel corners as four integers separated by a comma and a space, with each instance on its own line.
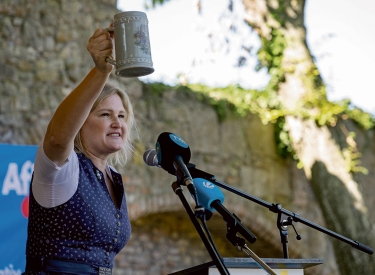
43, 28, 114, 166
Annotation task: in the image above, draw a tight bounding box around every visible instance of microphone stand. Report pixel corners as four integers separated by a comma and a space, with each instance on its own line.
187, 164, 374, 257
171, 180, 230, 275
215, 199, 277, 275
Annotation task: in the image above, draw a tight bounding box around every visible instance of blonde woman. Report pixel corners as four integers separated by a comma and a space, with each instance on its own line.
23, 28, 136, 275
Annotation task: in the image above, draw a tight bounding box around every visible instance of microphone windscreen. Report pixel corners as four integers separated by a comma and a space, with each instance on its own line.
143, 149, 158, 166
156, 132, 191, 174
193, 178, 225, 212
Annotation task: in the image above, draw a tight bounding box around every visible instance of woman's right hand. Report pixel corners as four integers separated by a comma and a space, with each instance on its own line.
87, 28, 114, 74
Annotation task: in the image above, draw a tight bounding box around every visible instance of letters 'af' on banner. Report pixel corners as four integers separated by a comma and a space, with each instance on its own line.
0, 144, 37, 274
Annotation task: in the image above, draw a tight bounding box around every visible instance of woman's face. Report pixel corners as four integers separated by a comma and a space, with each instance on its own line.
80, 93, 127, 158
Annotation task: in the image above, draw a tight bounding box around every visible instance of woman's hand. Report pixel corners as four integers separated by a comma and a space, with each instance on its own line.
87, 28, 114, 74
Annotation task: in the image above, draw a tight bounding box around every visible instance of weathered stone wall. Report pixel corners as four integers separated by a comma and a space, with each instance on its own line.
0, 0, 119, 143
1, 1, 374, 275
117, 88, 341, 275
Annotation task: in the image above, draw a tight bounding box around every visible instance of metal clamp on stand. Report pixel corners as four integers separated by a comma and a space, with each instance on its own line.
223, 206, 277, 275
277, 209, 302, 259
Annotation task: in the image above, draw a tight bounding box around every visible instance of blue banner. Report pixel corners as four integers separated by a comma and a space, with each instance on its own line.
0, 144, 37, 274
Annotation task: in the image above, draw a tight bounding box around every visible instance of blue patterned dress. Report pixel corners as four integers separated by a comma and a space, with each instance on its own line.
23, 153, 131, 274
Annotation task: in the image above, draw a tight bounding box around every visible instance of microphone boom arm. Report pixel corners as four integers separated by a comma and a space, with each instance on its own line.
188, 164, 374, 256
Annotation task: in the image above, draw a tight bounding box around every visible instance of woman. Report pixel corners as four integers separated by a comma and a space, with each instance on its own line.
23, 28, 136, 274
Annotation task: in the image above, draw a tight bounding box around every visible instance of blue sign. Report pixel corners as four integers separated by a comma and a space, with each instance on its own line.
0, 144, 37, 274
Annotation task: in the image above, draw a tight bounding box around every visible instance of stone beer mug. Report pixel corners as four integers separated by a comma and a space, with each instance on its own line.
106, 11, 154, 77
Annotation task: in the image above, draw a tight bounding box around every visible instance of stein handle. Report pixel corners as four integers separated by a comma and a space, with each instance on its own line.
104, 26, 116, 66
105, 56, 116, 66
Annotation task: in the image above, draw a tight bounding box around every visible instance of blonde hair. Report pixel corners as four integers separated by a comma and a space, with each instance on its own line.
74, 80, 137, 166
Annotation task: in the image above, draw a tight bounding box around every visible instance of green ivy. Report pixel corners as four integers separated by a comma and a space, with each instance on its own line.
143, 79, 374, 173
142, 0, 373, 176
141, 6, 374, 174
143, 0, 170, 9
342, 131, 369, 175
256, 28, 287, 93
142, 82, 172, 97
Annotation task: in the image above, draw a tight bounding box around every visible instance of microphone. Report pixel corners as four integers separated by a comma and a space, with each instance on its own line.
145, 146, 256, 243
193, 178, 257, 244
156, 132, 191, 175
143, 149, 159, 167
193, 178, 225, 213
154, 132, 198, 201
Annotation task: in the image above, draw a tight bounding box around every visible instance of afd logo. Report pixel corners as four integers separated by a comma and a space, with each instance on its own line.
2, 161, 33, 196
202, 181, 215, 189
170, 134, 188, 148
0, 264, 21, 275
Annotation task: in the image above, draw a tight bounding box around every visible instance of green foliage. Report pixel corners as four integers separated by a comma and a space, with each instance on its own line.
301, 68, 375, 130
253, 17, 374, 173
142, 82, 172, 97
142, 1, 374, 175
344, 106, 375, 130
274, 116, 294, 158
144, 0, 170, 9
304, 94, 375, 130
342, 131, 369, 175
256, 28, 287, 93
186, 83, 282, 123
143, 80, 374, 174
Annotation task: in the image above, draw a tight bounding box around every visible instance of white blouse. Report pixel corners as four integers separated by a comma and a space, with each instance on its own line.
32, 141, 115, 208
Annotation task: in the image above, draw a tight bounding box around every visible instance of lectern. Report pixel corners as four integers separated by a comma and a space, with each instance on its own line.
169, 258, 323, 275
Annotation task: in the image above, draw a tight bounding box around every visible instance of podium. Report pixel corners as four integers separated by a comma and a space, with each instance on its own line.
168, 258, 323, 275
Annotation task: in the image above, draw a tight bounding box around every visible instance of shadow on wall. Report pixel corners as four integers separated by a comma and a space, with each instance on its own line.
311, 161, 375, 275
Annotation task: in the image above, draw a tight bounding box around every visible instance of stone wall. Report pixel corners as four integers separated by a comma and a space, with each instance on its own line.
116, 88, 341, 275
1, 1, 375, 275
0, 0, 119, 143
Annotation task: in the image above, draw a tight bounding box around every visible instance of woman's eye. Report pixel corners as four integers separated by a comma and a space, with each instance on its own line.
101, 113, 110, 117
119, 114, 125, 119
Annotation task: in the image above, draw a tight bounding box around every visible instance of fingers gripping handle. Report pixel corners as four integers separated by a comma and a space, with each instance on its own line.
105, 56, 116, 66
104, 27, 116, 66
